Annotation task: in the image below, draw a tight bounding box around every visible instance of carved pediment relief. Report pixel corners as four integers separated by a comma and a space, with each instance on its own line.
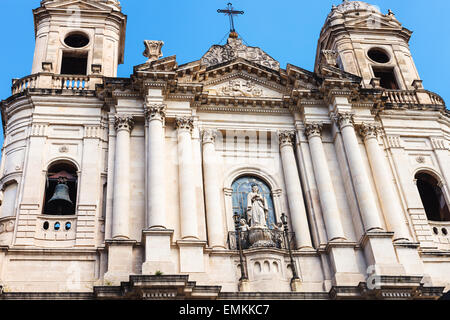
201, 38, 280, 71
205, 77, 284, 98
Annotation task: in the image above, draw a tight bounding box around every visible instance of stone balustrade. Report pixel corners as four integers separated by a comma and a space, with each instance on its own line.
382, 89, 446, 107
11, 73, 104, 94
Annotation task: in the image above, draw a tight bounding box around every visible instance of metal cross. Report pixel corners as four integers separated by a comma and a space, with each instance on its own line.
217, 3, 244, 33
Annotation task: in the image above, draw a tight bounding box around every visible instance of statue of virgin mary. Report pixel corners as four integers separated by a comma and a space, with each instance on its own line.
246, 184, 269, 228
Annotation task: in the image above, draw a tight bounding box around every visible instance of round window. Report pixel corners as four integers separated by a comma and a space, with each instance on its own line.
64, 33, 89, 48
368, 48, 390, 64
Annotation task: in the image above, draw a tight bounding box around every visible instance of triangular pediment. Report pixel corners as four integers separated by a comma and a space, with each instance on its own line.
45, 0, 115, 11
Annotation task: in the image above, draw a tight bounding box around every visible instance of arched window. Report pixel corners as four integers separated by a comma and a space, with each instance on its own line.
232, 176, 276, 228
0, 181, 18, 218
415, 172, 450, 222
43, 162, 78, 215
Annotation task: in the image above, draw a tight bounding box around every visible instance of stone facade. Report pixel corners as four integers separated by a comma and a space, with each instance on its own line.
0, 0, 448, 300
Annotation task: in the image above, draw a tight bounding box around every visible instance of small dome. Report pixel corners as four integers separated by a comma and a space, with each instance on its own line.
332, 0, 380, 14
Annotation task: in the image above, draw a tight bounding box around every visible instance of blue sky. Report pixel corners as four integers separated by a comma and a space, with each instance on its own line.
0, 0, 449, 144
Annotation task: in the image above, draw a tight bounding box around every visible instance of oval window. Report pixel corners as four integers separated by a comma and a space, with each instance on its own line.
64, 33, 89, 48
54, 222, 61, 231
65, 222, 72, 231
43, 221, 49, 230
368, 48, 390, 63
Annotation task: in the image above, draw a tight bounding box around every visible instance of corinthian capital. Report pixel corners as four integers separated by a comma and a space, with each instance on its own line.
305, 122, 323, 139
334, 112, 355, 130
202, 129, 217, 145
359, 123, 379, 141
114, 114, 134, 132
145, 104, 166, 122
278, 130, 296, 147
175, 116, 194, 132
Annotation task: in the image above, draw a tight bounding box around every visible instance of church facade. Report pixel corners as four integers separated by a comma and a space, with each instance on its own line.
0, 0, 449, 300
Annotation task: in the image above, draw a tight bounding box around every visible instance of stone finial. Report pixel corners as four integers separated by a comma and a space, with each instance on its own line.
143, 40, 164, 62
305, 123, 323, 139
321, 50, 339, 67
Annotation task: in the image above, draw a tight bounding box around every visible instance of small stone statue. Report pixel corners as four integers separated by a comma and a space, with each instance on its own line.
247, 184, 269, 229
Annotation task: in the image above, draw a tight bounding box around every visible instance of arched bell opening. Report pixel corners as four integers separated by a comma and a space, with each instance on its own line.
415, 171, 450, 222
43, 161, 78, 216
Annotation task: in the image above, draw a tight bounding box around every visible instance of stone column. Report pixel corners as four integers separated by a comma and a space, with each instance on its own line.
202, 129, 226, 249
145, 104, 166, 229
334, 113, 384, 232
305, 123, 346, 242
360, 123, 410, 241
278, 131, 313, 249
176, 117, 199, 239
111, 114, 134, 239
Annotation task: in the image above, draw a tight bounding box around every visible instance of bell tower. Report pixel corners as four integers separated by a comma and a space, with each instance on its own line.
32, 0, 126, 77
316, 0, 421, 90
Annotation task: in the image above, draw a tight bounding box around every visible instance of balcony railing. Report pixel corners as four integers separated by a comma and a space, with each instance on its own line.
382, 89, 446, 108
11, 73, 103, 95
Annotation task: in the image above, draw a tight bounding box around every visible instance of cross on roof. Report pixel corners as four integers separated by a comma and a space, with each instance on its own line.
217, 3, 244, 35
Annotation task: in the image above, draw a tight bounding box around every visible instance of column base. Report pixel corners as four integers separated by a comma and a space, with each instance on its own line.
394, 241, 426, 278
361, 231, 406, 277
104, 239, 136, 285
177, 239, 207, 273
142, 228, 176, 275
290, 278, 302, 292
238, 279, 251, 292
326, 241, 365, 287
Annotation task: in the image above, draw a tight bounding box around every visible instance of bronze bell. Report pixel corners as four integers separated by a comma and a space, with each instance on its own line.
48, 178, 73, 215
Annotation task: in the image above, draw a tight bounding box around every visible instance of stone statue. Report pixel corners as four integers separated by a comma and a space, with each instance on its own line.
246, 185, 269, 229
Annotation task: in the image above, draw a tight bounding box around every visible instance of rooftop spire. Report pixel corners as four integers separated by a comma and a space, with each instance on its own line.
217, 3, 244, 39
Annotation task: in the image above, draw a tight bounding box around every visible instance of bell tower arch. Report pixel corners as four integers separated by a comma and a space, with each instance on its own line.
32, 0, 126, 77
